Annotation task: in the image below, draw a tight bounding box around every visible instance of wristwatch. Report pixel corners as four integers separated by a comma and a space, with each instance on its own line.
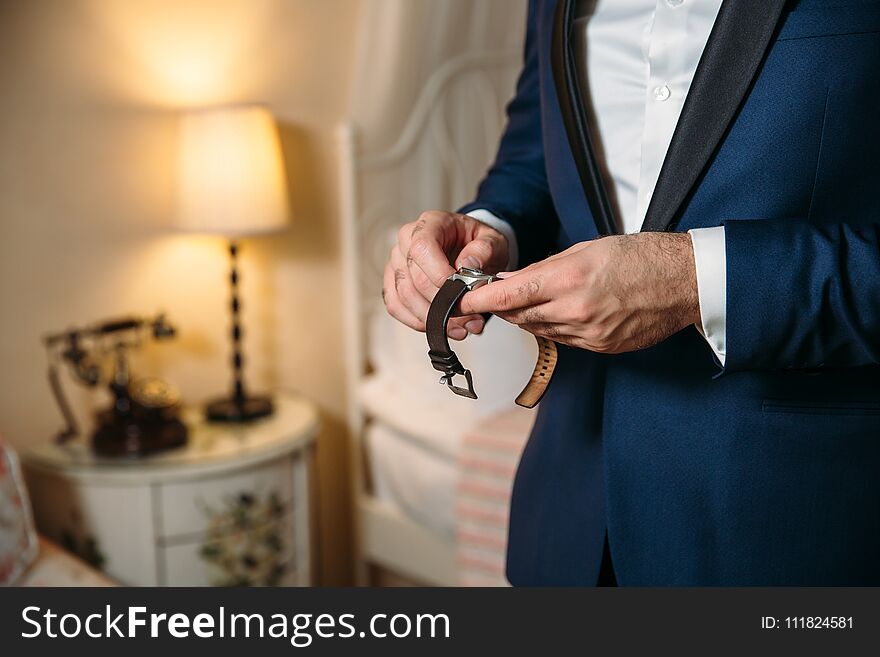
426, 267, 558, 408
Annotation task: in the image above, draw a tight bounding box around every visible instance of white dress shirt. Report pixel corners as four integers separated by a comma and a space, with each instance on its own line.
470, 0, 727, 364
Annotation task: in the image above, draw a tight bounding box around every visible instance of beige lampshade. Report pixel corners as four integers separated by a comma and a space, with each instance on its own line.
175, 105, 289, 236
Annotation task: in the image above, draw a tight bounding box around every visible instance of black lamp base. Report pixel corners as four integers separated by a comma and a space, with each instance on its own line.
208, 240, 274, 424
205, 395, 273, 422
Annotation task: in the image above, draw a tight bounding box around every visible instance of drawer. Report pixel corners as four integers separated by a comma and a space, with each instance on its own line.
160, 511, 298, 586
156, 457, 295, 540
24, 468, 158, 585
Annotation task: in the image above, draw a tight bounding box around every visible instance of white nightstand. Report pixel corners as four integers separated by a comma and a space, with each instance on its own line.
23, 391, 318, 587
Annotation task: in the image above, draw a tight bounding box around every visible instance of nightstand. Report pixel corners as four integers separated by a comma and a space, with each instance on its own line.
23, 391, 318, 587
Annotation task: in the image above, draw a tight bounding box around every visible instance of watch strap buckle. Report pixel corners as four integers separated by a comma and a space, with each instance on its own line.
428, 349, 478, 399
439, 368, 477, 400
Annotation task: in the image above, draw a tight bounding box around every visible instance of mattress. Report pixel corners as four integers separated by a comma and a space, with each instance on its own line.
365, 421, 457, 538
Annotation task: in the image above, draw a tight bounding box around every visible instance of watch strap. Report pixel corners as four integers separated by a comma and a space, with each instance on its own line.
426, 278, 477, 398
514, 336, 558, 408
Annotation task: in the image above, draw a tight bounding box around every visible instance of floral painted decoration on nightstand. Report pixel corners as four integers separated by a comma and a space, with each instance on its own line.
59, 508, 106, 570
199, 491, 289, 586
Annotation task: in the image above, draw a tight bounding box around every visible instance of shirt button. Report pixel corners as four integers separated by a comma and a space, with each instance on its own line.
666, 0, 684, 7
652, 85, 671, 101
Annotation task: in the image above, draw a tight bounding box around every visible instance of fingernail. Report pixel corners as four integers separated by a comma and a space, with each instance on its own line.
449, 327, 467, 340
465, 320, 484, 334
495, 271, 513, 279
459, 256, 481, 270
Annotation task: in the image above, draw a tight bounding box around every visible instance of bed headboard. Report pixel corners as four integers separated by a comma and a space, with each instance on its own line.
338, 48, 523, 432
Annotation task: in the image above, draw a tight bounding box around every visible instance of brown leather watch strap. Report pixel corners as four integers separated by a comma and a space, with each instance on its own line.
515, 336, 558, 408
426, 278, 477, 398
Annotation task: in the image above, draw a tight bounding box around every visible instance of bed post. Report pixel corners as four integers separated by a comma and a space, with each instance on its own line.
337, 122, 370, 586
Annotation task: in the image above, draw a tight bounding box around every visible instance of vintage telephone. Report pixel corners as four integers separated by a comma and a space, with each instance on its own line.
43, 313, 188, 457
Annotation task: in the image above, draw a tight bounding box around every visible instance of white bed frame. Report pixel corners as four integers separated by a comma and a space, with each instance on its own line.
338, 49, 520, 585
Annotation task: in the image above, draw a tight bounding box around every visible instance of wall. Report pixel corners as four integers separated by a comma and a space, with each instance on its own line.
0, 0, 359, 585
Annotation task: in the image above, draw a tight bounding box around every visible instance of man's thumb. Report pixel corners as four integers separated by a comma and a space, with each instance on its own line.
455, 239, 493, 271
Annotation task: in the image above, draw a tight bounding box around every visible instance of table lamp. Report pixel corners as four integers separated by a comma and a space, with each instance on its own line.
175, 105, 289, 421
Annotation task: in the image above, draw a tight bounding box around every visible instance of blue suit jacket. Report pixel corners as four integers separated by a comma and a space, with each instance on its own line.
460, 0, 880, 585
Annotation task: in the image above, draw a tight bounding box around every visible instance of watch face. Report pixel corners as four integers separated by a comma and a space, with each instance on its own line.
453, 267, 494, 289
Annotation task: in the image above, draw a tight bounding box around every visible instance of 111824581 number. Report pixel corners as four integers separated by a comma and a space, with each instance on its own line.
785, 617, 853, 629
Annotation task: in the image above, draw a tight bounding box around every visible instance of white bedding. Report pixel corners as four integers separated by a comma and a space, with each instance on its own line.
365, 422, 457, 538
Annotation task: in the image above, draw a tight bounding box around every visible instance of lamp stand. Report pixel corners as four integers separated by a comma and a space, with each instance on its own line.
205, 240, 274, 422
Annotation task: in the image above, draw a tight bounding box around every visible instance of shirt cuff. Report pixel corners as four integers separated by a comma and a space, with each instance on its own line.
464, 209, 519, 271
688, 226, 727, 366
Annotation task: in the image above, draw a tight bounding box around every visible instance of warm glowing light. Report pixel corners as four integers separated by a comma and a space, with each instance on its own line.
175, 105, 289, 236
83, 0, 274, 106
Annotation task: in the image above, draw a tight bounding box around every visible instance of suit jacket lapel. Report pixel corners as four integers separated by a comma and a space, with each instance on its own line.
551, 0, 618, 237
641, 0, 788, 233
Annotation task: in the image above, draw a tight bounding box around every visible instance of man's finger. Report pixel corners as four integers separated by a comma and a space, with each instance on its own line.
455, 233, 506, 273
395, 270, 431, 325
496, 241, 592, 279
518, 322, 568, 339
391, 247, 431, 322
495, 303, 554, 326
449, 314, 484, 337
459, 271, 551, 315
405, 218, 456, 287
383, 262, 425, 332
407, 252, 439, 302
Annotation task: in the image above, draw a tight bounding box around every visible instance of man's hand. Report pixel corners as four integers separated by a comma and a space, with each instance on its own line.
383, 211, 509, 340
459, 232, 700, 353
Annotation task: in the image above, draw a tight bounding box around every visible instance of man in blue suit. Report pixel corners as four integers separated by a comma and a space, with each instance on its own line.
382, 0, 880, 585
